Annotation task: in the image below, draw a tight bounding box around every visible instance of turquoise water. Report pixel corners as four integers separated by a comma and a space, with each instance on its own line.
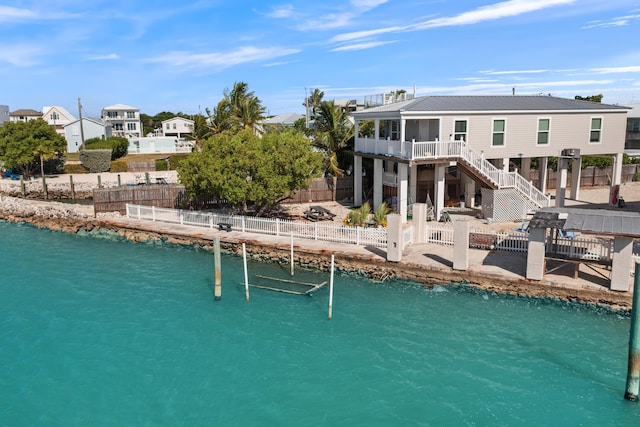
1, 221, 639, 426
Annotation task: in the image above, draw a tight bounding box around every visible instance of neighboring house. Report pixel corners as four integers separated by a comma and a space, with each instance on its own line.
101, 104, 141, 138
624, 104, 640, 151
161, 117, 194, 138
263, 113, 303, 129
351, 95, 629, 222
42, 105, 76, 136
0, 105, 9, 125
128, 136, 193, 155
64, 118, 112, 153
9, 109, 42, 123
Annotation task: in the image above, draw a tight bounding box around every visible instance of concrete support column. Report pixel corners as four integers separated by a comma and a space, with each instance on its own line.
465, 180, 476, 208
538, 157, 548, 193
373, 158, 383, 209
354, 155, 362, 206
570, 157, 582, 200
453, 221, 470, 271
434, 164, 446, 222
386, 214, 403, 262
613, 152, 623, 186
398, 162, 409, 224
409, 164, 417, 206
526, 227, 546, 280
610, 236, 633, 292
521, 157, 532, 181
412, 203, 426, 244
555, 157, 568, 207
374, 119, 380, 140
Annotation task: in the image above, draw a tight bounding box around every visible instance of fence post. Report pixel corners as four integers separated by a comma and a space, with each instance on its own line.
276, 218, 280, 236
356, 226, 361, 246
242, 216, 246, 233
137, 205, 141, 220
209, 214, 213, 229
152, 206, 156, 222
180, 213, 184, 225
314, 223, 318, 240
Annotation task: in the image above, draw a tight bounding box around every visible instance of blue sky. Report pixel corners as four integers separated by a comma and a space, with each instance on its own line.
1, 0, 639, 118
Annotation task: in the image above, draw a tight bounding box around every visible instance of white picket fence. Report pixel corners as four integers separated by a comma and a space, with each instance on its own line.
424, 224, 617, 262
125, 204, 387, 247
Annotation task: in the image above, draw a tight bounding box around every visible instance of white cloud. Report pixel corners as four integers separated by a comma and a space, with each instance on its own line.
480, 69, 550, 75
147, 46, 301, 70
331, 0, 576, 43
590, 66, 640, 74
583, 13, 640, 29
0, 44, 45, 66
85, 53, 120, 61
331, 41, 395, 52
350, 0, 388, 10
0, 6, 36, 22
267, 5, 294, 19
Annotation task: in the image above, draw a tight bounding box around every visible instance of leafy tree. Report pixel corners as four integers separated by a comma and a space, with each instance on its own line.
0, 119, 66, 178
575, 94, 603, 103
176, 128, 323, 213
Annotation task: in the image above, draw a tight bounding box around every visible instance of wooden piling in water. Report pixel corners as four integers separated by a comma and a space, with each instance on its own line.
328, 254, 335, 320
625, 262, 640, 401
290, 232, 294, 276
214, 238, 222, 301
243, 243, 250, 301
69, 175, 75, 200
117, 174, 121, 187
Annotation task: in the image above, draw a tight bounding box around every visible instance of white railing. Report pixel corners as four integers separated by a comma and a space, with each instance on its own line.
126, 204, 387, 248
425, 224, 454, 245
356, 136, 550, 208
402, 225, 414, 250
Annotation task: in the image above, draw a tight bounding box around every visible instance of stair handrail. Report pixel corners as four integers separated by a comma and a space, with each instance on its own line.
458, 140, 550, 207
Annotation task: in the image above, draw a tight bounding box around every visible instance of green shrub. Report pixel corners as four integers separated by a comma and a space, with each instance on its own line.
84, 136, 128, 160
79, 149, 112, 173
155, 159, 168, 171
110, 160, 128, 173
64, 163, 89, 174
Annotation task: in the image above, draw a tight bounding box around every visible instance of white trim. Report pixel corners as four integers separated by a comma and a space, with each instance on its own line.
536, 117, 551, 146
589, 116, 603, 144
491, 118, 507, 147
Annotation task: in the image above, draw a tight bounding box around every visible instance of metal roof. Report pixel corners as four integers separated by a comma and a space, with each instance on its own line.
530, 207, 640, 237
352, 95, 630, 116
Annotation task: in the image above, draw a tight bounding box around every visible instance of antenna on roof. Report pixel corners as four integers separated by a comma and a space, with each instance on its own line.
512, 87, 515, 96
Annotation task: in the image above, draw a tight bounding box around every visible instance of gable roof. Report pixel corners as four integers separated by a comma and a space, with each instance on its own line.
352, 95, 630, 117
42, 105, 76, 121
64, 117, 108, 128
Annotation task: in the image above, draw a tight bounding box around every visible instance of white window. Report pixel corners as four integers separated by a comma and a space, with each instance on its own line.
537, 118, 550, 145
127, 123, 137, 131
454, 120, 467, 141
127, 111, 135, 119
166, 124, 170, 129
173, 123, 177, 129
590, 117, 602, 143
50, 112, 59, 121
492, 119, 505, 146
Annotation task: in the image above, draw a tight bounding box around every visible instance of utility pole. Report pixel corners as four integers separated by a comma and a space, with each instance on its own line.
77, 98, 86, 150
304, 87, 309, 129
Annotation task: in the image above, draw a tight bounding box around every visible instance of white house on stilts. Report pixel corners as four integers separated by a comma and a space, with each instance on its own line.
351, 95, 629, 223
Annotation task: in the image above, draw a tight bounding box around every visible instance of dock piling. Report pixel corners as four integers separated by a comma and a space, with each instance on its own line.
328, 254, 335, 320
214, 238, 221, 301
290, 232, 294, 276
624, 262, 640, 401
243, 243, 250, 301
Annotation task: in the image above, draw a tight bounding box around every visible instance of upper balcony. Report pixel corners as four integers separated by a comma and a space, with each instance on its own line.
355, 136, 463, 161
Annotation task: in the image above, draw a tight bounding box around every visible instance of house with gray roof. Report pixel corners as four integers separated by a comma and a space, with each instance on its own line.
351, 95, 629, 223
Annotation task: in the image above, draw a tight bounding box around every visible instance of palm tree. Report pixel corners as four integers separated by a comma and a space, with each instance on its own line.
307, 88, 324, 122
224, 82, 266, 132
312, 100, 354, 176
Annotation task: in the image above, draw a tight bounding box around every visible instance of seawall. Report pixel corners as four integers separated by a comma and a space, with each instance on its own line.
0, 196, 633, 313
